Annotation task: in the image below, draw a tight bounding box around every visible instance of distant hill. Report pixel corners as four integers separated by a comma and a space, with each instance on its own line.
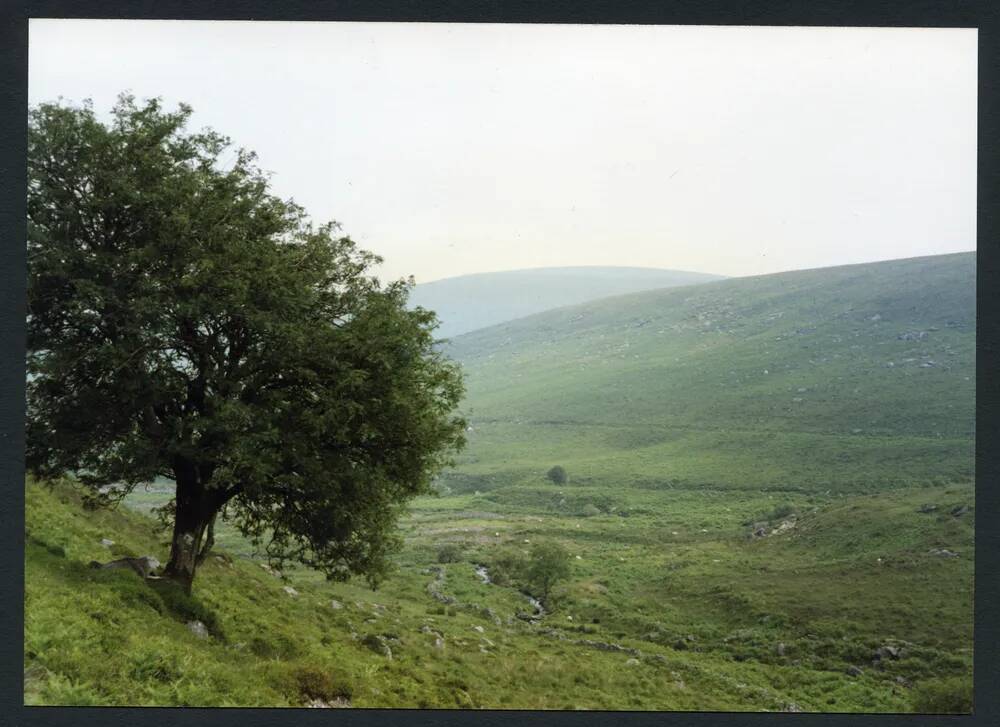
409, 266, 725, 339
442, 252, 976, 493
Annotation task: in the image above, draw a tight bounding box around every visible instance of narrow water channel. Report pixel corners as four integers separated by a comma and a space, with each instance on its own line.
474, 563, 545, 620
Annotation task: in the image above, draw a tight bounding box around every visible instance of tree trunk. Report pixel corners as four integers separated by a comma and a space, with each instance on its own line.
195, 512, 217, 567
163, 504, 209, 593
162, 461, 217, 593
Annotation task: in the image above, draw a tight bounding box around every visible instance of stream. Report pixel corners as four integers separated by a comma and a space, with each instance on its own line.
474, 563, 545, 621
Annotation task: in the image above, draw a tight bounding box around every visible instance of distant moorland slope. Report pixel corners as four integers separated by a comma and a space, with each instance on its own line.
442, 252, 975, 494
409, 266, 724, 339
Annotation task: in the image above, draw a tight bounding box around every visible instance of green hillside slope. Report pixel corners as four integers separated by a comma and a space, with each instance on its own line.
443, 253, 975, 494
410, 266, 724, 339
25, 476, 973, 711
24, 253, 975, 711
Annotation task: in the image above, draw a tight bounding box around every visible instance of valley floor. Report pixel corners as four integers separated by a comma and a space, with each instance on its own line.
25, 477, 973, 711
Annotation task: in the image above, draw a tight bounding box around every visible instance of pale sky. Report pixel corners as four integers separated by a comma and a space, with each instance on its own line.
29, 20, 977, 283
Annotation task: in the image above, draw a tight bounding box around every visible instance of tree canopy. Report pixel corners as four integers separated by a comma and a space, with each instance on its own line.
525, 541, 571, 607
26, 94, 466, 591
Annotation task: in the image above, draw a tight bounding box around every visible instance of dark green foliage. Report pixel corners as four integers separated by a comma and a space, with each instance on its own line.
486, 548, 528, 588
580, 504, 601, 517
26, 94, 466, 589
525, 541, 572, 606
546, 466, 568, 485
910, 677, 973, 714
289, 665, 353, 701
436, 544, 464, 564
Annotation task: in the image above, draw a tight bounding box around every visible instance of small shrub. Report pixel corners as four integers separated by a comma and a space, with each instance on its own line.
763, 503, 796, 522
487, 548, 527, 587
436, 544, 463, 564
911, 677, 973, 714
546, 466, 567, 485
291, 665, 353, 701
580, 504, 601, 518
249, 633, 302, 660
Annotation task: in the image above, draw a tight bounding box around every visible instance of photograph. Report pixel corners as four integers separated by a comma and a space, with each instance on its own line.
23, 19, 976, 712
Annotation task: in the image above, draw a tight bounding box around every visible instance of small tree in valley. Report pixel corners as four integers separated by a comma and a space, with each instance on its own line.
525, 541, 571, 607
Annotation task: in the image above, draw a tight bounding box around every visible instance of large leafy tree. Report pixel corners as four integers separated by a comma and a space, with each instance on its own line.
27, 95, 466, 591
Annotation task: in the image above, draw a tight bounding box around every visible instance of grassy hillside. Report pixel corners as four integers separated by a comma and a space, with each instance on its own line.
24, 253, 975, 711
410, 266, 724, 339
25, 476, 973, 711
443, 253, 975, 493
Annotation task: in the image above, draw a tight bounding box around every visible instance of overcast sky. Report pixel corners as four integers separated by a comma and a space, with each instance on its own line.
29, 20, 976, 284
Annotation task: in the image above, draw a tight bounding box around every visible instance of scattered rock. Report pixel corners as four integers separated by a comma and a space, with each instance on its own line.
259, 562, 281, 577
776, 643, 786, 657
770, 520, 796, 535
433, 637, 445, 650
873, 645, 901, 663
330, 599, 343, 610
100, 538, 115, 547
187, 620, 209, 639
783, 702, 803, 712
929, 548, 959, 558
950, 505, 970, 517
360, 633, 392, 658
472, 625, 485, 634
89, 555, 160, 578
625, 658, 640, 666
24, 664, 47, 688
283, 586, 299, 597
895, 676, 913, 689
846, 665, 864, 677
306, 697, 351, 708
917, 504, 938, 514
